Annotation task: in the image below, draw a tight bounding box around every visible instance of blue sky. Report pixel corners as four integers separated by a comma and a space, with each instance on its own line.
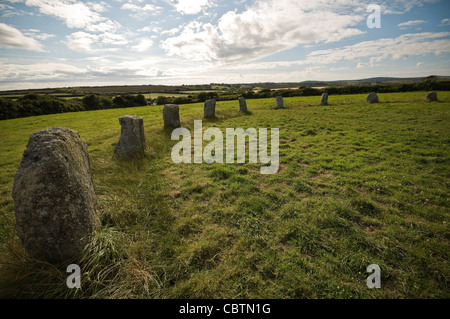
0, 0, 449, 90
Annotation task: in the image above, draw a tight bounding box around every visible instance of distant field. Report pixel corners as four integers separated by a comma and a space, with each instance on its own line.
0, 93, 188, 100
180, 90, 222, 94
143, 93, 190, 99
0, 92, 449, 298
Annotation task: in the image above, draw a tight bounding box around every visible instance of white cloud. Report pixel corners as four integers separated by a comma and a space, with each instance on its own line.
25, 1, 130, 52
77, 56, 174, 80
167, 0, 215, 15
1, 3, 34, 17
440, 18, 450, 26
25, 0, 120, 34
303, 32, 450, 66
218, 32, 450, 72
66, 31, 127, 52
382, 0, 440, 15
0, 3, 17, 17
0, 3, 15, 10
121, 2, 162, 19
0, 61, 90, 89
132, 38, 154, 52
0, 23, 44, 51
356, 62, 367, 69
398, 20, 427, 28
23, 29, 56, 41
121, 3, 161, 12
101, 32, 128, 45
162, 0, 365, 64
25, 0, 106, 29
85, 20, 121, 33
416, 62, 424, 67
66, 31, 98, 52
139, 26, 162, 33
161, 27, 180, 36
87, 1, 109, 13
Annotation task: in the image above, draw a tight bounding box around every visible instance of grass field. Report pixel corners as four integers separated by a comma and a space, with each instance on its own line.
0, 92, 449, 298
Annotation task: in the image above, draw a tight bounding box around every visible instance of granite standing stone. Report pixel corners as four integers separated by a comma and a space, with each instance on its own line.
12, 127, 98, 264
276, 96, 284, 109
321, 93, 329, 105
239, 97, 248, 112
427, 91, 438, 102
114, 115, 145, 158
366, 92, 379, 103
163, 104, 181, 128
204, 99, 216, 119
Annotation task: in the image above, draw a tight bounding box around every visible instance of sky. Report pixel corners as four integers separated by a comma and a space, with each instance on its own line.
0, 0, 450, 90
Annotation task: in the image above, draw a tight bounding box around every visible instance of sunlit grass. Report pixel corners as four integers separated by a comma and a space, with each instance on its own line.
0, 91, 449, 298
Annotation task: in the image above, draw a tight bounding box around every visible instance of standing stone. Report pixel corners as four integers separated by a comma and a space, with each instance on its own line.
12, 128, 97, 264
275, 96, 284, 109
163, 104, 181, 128
114, 115, 145, 158
320, 93, 329, 105
204, 99, 216, 119
366, 92, 379, 103
239, 97, 248, 112
427, 91, 438, 102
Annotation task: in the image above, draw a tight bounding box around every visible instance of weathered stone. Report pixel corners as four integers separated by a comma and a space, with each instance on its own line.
114, 115, 145, 158
163, 104, 181, 128
12, 127, 98, 264
321, 93, 329, 105
204, 99, 216, 119
275, 96, 284, 109
239, 97, 248, 112
427, 91, 438, 102
366, 92, 379, 103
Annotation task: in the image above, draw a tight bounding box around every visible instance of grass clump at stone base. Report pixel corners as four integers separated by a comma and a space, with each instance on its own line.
0, 91, 449, 298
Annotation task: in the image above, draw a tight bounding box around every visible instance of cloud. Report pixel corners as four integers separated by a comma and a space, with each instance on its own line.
303, 32, 450, 66
0, 23, 44, 51
25, 1, 130, 52
1, 3, 34, 18
26, 0, 103, 29
25, 0, 119, 33
167, 0, 215, 15
161, 27, 181, 36
357, 62, 367, 69
398, 20, 427, 28
440, 18, 450, 26
382, 0, 440, 14
139, 26, 162, 33
219, 32, 450, 72
0, 61, 85, 84
87, 1, 109, 13
162, 0, 365, 64
66, 32, 98, 52
24, 29, 56, 41
132, 38, 154, 52
121, 2, 163, 19
416, 62, 424, 67
121, 3, 161, 12
66, 31, 127, 52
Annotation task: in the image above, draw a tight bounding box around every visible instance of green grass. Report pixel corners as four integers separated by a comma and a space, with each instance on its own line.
0, 91, 449, 298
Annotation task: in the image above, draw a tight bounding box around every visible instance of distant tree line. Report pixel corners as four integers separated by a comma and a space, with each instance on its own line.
1, 81, 449, 120
155, 80, 450, 105
0, 94, 147, 120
